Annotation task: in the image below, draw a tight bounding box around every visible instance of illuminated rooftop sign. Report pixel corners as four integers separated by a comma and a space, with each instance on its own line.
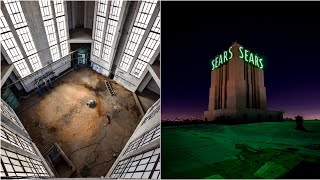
212, 46, 264, 70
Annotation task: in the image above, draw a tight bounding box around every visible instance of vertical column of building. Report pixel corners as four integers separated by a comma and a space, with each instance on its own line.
259, 69, 267, 109
255, 68, 261, 109
247, 64, 253, 108
216, 68, 220, 109
101, 1, 126, 71
207, 71, 216, 111
224, 63, 228, 109
54, 0, 70, 58
253, 67, 258, 108
38, 0, 61, 62
222, 63, 228, 109
226, 44, 238, 110
234, 44, 247, 110
215, 68, 219, 109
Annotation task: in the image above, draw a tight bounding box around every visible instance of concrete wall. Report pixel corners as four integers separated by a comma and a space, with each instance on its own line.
146, 78, 160, 95
89, 1, 131, 77
73, 1, 84, 28
1, 99, 55, 177
1, 1, 71, 93
20, 1, 52, 67
137, 72, 152, 92
106, 99, 160, 178
21, 55, 71, 92
67, 1, 73, 29
84, 1, 94, 29
204, 108, 283, 123
113, 2, 160, 92
205, 43, 271, 121
89, 2, 160, 93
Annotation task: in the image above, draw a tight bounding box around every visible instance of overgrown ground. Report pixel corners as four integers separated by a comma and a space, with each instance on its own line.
162, 121, 320, 179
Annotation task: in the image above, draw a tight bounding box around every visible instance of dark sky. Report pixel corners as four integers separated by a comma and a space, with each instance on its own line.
161, 1, 320, 120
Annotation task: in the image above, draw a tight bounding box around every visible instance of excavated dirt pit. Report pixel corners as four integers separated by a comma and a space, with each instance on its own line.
18, 67, 142, 177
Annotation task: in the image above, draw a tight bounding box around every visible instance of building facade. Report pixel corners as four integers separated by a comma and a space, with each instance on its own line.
106, 99, 160, 179
1, 99, 55, 178
204, 43, 283, 122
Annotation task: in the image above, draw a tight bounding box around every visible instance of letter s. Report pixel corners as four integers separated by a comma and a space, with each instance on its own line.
212, 60, 215, 70
228, 46, 233, 60
239, 46, 244, 59
259, 58, 264, 69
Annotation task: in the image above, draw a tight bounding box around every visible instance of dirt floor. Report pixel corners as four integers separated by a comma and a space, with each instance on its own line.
162, 121, 320, 179
17, 67, 142, 177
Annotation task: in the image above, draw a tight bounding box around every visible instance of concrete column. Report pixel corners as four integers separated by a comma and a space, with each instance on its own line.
247, 64, 253, 108
93, 1, 111, 59
51, 1, 62, 61
208, 71, 216, 111
84, 1, 87, 28
259, 69, 267, 109
226, 57, 236, 109
71, 1, 76, 29
106, 1, 128, 71
221, 65, 226, 109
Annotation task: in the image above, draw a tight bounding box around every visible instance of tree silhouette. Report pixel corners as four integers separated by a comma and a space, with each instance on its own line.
295, 115, 306, 131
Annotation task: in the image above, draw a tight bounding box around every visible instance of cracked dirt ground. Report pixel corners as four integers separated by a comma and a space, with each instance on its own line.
18, 67, 142, 177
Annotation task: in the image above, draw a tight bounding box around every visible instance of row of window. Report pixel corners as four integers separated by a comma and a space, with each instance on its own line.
92, 0, 108, 57
130, 11, 160, 78
110, 147, 160, 179
118, 0, 158, 71
124, 124, 160, 155
1, 0, 69, 78
39, 0, 60, 62
93, 0, 123, 64
1, 148, 50, 178
118, 0, 159, 79
1, 126, 35, 155
101, 1, 123, 63
0, 100, 23, 130
4, 0, 43, 77
53, 0, 69, 58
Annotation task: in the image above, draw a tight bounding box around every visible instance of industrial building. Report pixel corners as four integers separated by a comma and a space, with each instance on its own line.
1, 0, 160, 178
204, 42, 282, 122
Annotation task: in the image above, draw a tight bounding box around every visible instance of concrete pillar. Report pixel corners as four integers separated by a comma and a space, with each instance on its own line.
71, 1, 76, 29
247, 64, 253, 108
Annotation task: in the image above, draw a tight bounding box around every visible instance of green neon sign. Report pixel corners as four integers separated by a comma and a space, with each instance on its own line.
211, 46, 264, 70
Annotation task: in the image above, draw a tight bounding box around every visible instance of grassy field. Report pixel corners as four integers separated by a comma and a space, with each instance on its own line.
162, 121, 320, 179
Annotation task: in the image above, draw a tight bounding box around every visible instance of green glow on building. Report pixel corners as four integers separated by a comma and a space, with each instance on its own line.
211, 46, 264, 70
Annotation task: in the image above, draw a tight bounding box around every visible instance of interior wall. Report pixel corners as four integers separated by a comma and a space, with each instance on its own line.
75, 1, 85, 28
85, 1, 95, 29
146, 78, 160, 95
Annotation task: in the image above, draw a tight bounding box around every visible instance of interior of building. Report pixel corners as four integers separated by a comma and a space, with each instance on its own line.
1, 0, 160, 178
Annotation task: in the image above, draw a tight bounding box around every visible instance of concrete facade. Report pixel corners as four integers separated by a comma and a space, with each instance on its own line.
1, 99, 55, 178
204, 43, 283, 122
90, 1, 160, 94
1, 0, 71, 93
106, 99, 160, 179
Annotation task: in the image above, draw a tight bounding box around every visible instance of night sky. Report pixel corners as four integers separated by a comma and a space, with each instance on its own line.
161, 1, 320, 120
